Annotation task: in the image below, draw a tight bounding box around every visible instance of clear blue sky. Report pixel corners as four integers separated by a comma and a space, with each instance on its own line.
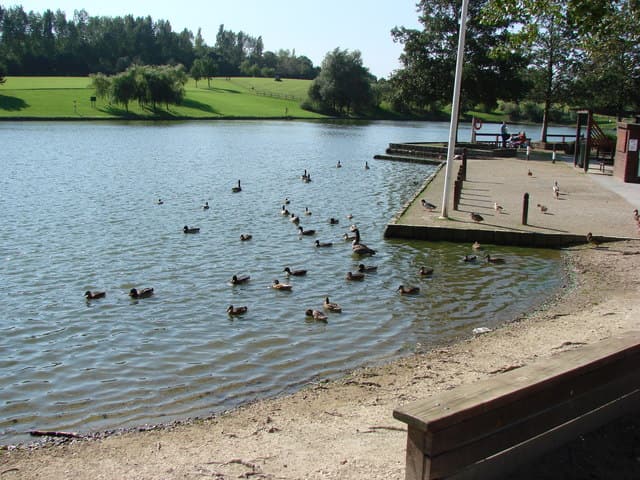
10, 0, 423, 78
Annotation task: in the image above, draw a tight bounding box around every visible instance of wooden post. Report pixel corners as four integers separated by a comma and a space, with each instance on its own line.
522, 193, 529, 225
454, 180, 461, 210
462, 148, 467, 180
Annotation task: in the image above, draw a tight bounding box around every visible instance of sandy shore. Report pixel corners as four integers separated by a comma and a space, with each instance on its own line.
2, 241, 640, 479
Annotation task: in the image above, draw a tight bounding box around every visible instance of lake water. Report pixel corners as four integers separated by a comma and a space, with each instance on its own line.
0, 120, 569, 445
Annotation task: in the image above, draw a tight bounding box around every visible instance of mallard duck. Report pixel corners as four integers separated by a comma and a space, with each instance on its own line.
305, 309, 328, 322
129, 287, 154, 299
227, 305, 248, 316
346, 271, 365, 281
315, 240, 333, 247
232, 180, 242, 193
298, 226, 315, 236
419, 266, 434, 276
84, 290, 105, 300
463, 255, 477, 262
202, 201, 210, 210
470, 212, 484, 223
183, 225, 200, 234
485, 254, 505, 264
329, 218, 340, 225
323, 297, 342, 313
304, 207, 312, 216
586, 232, 601, 247
231, 274, 250, 285
240, 234, 252, 241
358, 263, 377, 273
283, 267, 307, 276
421, 199, 436, 211
271, 279, 292, 290
397, 285, 420, 295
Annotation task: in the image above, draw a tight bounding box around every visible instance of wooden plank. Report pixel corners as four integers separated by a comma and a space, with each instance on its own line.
425, 353, 640, 456
405, 427, 427, 480
448, 390, 640, 480
393, 332, 640, 432
426, 372, 640, 478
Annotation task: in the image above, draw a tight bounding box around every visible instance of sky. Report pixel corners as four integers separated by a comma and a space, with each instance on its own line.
9, 0, 424, 79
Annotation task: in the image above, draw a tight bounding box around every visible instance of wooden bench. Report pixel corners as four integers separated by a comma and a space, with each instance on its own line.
393, 332, 640, 480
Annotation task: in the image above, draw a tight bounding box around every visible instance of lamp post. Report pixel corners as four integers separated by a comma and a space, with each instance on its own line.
440, 0, 470, 219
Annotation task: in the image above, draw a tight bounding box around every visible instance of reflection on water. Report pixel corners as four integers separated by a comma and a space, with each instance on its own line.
0, 120, 563, 444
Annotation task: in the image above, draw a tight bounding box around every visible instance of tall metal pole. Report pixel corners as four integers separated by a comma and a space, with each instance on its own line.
440, 0, 470, 219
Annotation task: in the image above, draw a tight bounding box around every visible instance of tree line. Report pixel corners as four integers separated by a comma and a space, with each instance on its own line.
0, 5, 319, 79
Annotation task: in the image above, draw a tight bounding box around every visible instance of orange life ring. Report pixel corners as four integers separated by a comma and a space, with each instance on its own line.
473, 118, 483, 130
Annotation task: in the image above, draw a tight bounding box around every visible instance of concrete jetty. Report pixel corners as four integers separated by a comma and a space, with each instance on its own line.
385, 152, 640, 248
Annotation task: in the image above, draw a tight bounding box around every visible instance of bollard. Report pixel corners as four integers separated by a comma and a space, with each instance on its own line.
461, 148, 467, 180
526, 145, 531, 161
522, 192, 529, 225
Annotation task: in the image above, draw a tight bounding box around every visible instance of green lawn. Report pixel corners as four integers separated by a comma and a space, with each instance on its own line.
0, 76, 326, 119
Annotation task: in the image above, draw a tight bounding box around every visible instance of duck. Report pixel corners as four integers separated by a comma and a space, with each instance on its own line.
633, 209, 639, 222
304, 207, 312, 216
227, 305, 248, 316
305, 309, 328, 322
336, 160, 342, 168
323, 297, 342, 313
358, 263, 378, 273
537, 203, 548, 213
281, 205, 290, 216
298, 226, 316, 236
329, 218, 340, 225
346, 213, 353, 220
365, 161, 370, 170
231, 274, 251, 285
463, 254, 477, 262
397, 285, 420, 295
283, 267, 307, 276
472, 241, 482, 250
271, 279, 292, 290
284, 197, 291, 205
232, 180, 242, 193
240, 234, 252, 241
156, 198, 164, 205
419, 266, 434, 276
494, 202, 504, 213
586, 232, 601, 247
527, 169, 533, 176
553, 181, 560, 199
84, 290, 106, 300
421, 199, 437, 211
315, 240, 333, 247
346, 271, 365, 281
202, 201, 210, 210
183, 225, 200, 234
485, 254, 506, 264
470, 212, 484, 223
129, 287, 154, 299
290, 213, 300, 225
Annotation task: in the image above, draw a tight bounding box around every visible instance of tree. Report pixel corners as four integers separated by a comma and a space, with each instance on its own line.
308, 48, 374, 114
190, 58, 205, 87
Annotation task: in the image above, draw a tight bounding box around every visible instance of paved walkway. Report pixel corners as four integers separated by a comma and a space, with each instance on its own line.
386, 153, 640, 247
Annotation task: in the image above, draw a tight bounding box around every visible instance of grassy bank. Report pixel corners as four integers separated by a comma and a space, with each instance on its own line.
0, 76, 326, 120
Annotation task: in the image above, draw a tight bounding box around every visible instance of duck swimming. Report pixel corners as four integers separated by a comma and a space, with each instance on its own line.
290, 213, 300, 225
329, 218, 340, 225
156, 198, 164, 205
364, 161, 370, 170
485, 254, 506, 264
352, 240, 376, 256
272, 279, 292, 290
346, 271, 365, 281
129, 287, 154, 299
323, 296, 342, 313
281, 205, 290, 216
240, 234, 252, 241
419, 266, 434, 276
298, 226, 316, 236
202, 201, 210, 210
358, 263, 377, 273
232, 180, 242, 193
183, 225, 200, 234
231, 274, 250, 285
84, 290, 106, 300
463, 255, 477, 262
315, 240, 333, 247
304, 207, 312, 216
305, 309, 328, 322
397, 285, 420, 295
227, 305, 248, 316
283, 267, 307, 276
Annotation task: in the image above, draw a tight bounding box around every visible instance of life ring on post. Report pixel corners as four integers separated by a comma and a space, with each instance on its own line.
473, 117, 483, 130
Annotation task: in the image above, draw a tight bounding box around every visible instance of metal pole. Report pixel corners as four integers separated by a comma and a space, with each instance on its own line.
440, 0, 470, 219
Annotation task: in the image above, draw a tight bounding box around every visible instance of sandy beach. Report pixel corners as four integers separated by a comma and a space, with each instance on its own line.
2, 239, 640, 479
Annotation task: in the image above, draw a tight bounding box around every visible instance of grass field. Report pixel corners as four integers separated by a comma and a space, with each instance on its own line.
0, 76, 326, 119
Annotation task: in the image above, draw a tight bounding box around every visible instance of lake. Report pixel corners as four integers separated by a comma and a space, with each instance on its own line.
0, 120, 569, 445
